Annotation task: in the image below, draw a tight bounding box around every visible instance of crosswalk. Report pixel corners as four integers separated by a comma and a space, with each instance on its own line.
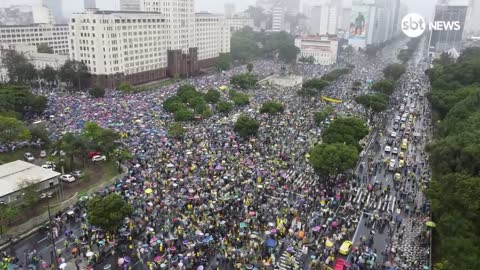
277, 245, 302, 270
350, 186, 396, 213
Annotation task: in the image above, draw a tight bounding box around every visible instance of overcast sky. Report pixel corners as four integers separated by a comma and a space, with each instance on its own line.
0, 0, 439, 19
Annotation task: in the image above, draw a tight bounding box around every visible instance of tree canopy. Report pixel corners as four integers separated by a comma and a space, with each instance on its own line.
37, 43, 54, 54
321, 68, 350, 82
278, 45, 300, 64
371, 79, 395, 95
215, 53, 232, 71
204, 89, 221, 104
260, 101, 284, 114
230, 73, 258, 89
59, 60, 90, 90
87, 193, 133, 233
313, 106, 334, 125
383, 63, 406, 81
229, 90, 250, 106
0, 85, 48, 116
234, 114, 259, 138
0, 116, 31, 143
216, 101, 234, 114
168, 122, 186, 139
309, 143, 359, 178
89, 86, 105, 98
299, 78, 330, 96
322, 117, 368, 150
425, 47, 480, 269
2, 50, 36, 84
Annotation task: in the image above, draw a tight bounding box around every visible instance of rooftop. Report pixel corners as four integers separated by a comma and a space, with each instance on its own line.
0, 160, 61, 198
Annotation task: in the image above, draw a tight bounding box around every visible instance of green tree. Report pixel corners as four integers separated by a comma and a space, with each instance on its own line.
313, 106, 334, 125
0, 116, 31, 143
229, 90, 250, 106
230, 73, 258, 89
231, 28, 260, 63
309, 143, 359, 179
168, 122, 186, 139
352, 80, 362, 90
18, 181, 40, 210
1, 50, 37, 84
216, 53, 232, 71
119, 82, 133, 92
204, 89, 221, 104
29, 123, 50, 145
163, 96, 185, 113
113, 148, 132, 172
39, 66, 57, 85
355, 93, 389, 120
397, 49, 414, 63
322, 117, 368, 149
174, 108, 194, 121
234, 114, 259, 138
30, 96, 48, 114
87, 193, 133, 233
59, 60, 90, 90
383, 63, 406, 81
321, 68, 350, 82
0, 204, 17, 228
301, 78, 330, 96
278, 44, 300, 64
371, 79, 394, 95
37, 43, 54, 54
260, 101, 284, 114
246, 63, 254, 73
89, 86, 106, 98
216, 101, 234, 113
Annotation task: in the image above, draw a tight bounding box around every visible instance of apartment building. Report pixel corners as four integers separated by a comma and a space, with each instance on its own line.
0, 24, 69, 55
120, 0, 142, 11
195, 13, 231, 67
227, 16, 255, 32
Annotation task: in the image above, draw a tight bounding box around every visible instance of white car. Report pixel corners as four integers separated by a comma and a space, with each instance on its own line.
384, 146, 391, 153
24, 152, 34, 162
390, 132, 397, 138
92, 155, 107, 162
40, 150, 47, 158
389, 160, 396, 171
392, 147, 399, 155
41, 164, 55, 170
60, 174, 76, 183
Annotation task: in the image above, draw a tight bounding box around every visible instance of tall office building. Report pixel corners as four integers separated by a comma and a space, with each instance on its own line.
309, 2, 338, 35
465, 0, 480, 35
41, 0, 64, 24
224, 3, 235, 18
272, 1, 286, 32
120, 0, 141, 11
286, 0, 300, 15
84, 0, 96, 9
429, 1, 468, 53
142, 0, 195, 52
32, 5, 55, 24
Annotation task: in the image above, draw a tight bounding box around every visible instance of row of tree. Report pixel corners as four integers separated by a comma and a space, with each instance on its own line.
230, 27, 299, 64
397, 37, 421, 64
425, 47, 480, 270
2, 50, 90, 90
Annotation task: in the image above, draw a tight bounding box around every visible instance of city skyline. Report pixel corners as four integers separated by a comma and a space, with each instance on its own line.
0, 0, 437, 19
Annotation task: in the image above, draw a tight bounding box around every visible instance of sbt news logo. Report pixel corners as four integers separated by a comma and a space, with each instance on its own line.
401, 13, 461, 38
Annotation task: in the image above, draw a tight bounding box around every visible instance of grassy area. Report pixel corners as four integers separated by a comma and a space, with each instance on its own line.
0, 147, 42, 164
133, 78, 177, 92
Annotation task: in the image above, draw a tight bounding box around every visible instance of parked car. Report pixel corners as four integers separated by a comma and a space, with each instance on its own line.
88, 151, 102, 159
60, 174, 76, 183
41, 164, 55, 170
384, 146, 391, 153
92, 155, 107, 162
392, 147, 399, 155
40, 150, 47, 158
71, 170, 85, 178
24, 152, 34, 162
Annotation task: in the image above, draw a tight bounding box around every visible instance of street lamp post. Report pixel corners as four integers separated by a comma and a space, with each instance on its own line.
47, 196, 59, 270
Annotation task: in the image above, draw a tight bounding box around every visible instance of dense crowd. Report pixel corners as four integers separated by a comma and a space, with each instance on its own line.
2, 41, 432, 270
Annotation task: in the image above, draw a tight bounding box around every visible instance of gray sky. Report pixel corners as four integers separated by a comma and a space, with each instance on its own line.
0, 0, 439, 20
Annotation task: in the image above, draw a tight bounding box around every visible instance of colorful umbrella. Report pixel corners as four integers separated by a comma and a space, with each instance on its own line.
425, 221, 436, 228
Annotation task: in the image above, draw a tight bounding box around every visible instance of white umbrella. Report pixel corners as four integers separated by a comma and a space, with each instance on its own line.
59, 263, 67, 269
86, 251, 94, 257
167, 163, 174, 168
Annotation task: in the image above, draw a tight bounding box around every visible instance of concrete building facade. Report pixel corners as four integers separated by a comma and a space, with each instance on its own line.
120, 0, 142, 11
33, 5, 55, 25
0, 24, 69, 55
295, 36, 338, 65
227, 16, 255, 32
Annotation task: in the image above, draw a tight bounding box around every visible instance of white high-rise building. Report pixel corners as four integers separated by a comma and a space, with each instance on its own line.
224, 3, 236, 18
69, 1, 231, 87
0, 24, 69, 54
69, 10, 169, 85
32, 5, 55, 24
272, 2, 286, 32
84, 0, 96, 9
195, 13, 230, 62
142, 0, 195, 52
120, 0, 141, 11
310, 3, 338, 35
41, 0, 64, 24
295, 36, 338, 65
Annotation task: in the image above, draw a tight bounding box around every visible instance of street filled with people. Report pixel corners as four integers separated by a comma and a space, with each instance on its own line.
1, 39, 434, 270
